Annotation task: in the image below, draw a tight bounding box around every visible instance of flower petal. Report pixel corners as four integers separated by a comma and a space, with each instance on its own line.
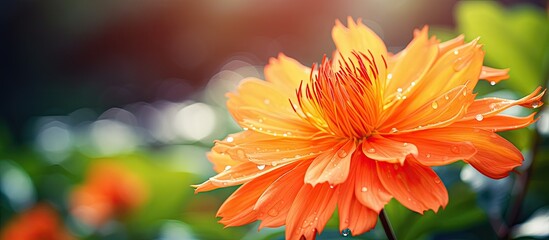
286, 183, 339, 240
194, 161, 293, 192
463, 86, 545, 119
338, 169, 378, 236
385, 39, 483, 124
382, 85, 474, 133
450, 113, 537, 132
265, 53, 311, 95
227, 78, 295, 123
207, 151, 242, 173
438, 34, 464, 55
362, 135, 418, 164
332, 17, 388, 64
216, 164, 291, 227
255, 161, 311, 229
384, 26, 438, 101
406, 127, 524, 179
377, 158, 448, 213
390, 133, 477, 166
305, 140, 356, 186
465, 131, 523, 179
479, 66, 509, 84
353, 150, 392, 212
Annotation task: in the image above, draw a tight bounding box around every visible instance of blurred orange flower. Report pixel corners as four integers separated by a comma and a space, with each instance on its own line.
1, 203, 74, 240
195, 17, 545, 239
70, 161, 147, 228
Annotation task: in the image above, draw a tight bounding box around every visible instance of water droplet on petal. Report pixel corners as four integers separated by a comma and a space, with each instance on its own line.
226, 136, 234, 143
361, 187, 368, 192
444, 95, 449, 100
337, 150, 348, 158
431, 101, 438, 109
268, 208, 279, 217
410, 81, 416, 86
258, 118, 264, 123
403, 142, 408, 147
475, 114, 484, 121
242, 127, 249, 130
224, 165, 232, 171
397, 88, 403, 93
532, 101, 540, 108
451, 145, 460, 154
490, 81, 496, 86
342, 228, 351, 237
271, 162, 278, 167
367, 148, 376, 153
434, 178, 441, 184
257, 164, 266, 170
387, 73, 393, 80
283, 133, 288, 137
454, 50, 459, 55
490, 103, 497, 110
264, 99, 271, 105
330, 185, 335, 189
426, 153, 431, 158
391, 128, 398, 133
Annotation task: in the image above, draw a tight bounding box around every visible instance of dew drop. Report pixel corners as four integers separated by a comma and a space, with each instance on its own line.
271, 162, 278, 167
532, 101, 540, 108
257, 164, 266, 170
361, 187, 368, 192
451, 145, 460, 154
490, 103, 497, 110
264, 99, 271, 105
342, 228, 351, 237
224, 165, 232, 171
283, 133, 288, 137
391, 128, 398, 133
434, 178, 441, 184
258, 118, 264, 123
444, 95, 449, 100
330, 185, 335, 189
475, 114, 484, 121
403, 142, 408, 147
286, 132, 292, 136
226, 136, 234, 143
367, 148, 376, 153
243, 127, 249, 131
462, 90, 467, 96
337, 150, 348, 158
431, 101, 438, 109
411, 81, 416, 86
387, 73, 393, 80
490, 81, 496, 86
453, 50, 459, 55
268, 208, 279, 217
397, 88, 403, 93
426, 153, 431, 158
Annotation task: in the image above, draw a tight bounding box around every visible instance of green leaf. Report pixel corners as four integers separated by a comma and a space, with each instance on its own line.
457, 1, 549, 95
385, 183, 486, 240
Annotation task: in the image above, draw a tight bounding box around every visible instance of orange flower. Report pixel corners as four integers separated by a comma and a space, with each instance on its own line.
70, 161, 147, 228
195, 17, 545, 239
1, 203, 74, 240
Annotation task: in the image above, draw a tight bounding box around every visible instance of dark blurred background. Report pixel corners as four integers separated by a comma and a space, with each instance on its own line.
0, 0, 468, 143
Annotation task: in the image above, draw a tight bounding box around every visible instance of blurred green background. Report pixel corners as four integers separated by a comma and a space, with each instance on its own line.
1, 0, 548, 239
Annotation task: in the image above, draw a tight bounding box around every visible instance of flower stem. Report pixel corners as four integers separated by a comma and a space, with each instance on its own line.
380, 209, 397, 240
